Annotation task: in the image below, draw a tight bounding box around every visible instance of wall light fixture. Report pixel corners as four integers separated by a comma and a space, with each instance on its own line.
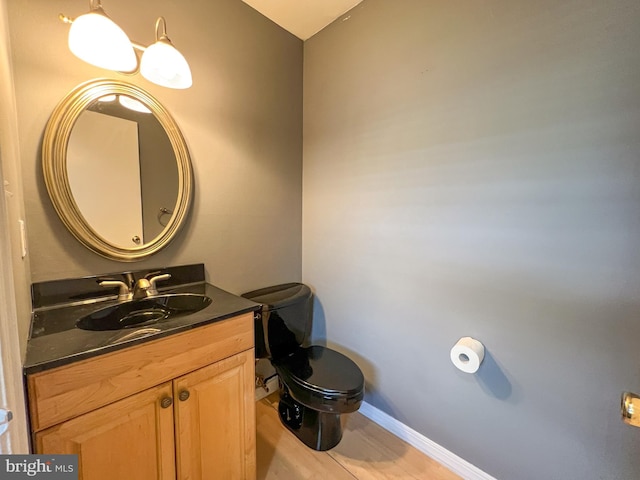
60, 0, 192, 89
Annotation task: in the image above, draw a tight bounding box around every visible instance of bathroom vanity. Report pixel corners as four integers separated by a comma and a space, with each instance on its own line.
23, 264, 259, 479
27, 80, 262, 477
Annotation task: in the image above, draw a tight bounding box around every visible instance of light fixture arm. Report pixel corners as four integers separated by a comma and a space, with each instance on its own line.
59, 14, 74, 24
90, 0, 104, 12
155, 17, 169, 42
130, 41, 147, 52
131, 16, 171, 52
59, 0, 106, 23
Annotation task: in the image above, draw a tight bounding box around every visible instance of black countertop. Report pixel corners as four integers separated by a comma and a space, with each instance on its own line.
24, 265, 260, 374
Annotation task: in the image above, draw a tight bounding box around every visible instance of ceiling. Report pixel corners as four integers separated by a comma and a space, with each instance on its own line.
241, 0, 364, 40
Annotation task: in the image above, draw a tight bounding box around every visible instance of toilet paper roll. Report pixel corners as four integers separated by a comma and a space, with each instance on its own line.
450, 337, 485, 373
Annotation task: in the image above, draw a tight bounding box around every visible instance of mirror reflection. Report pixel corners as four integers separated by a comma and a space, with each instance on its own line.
67, 94, 179, 248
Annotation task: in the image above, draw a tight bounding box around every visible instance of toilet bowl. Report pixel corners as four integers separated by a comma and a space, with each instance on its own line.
242, 283, 365, 451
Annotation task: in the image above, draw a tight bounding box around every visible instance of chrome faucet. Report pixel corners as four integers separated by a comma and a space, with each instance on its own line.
98, 272, 171, 301
132, 273, 171, 300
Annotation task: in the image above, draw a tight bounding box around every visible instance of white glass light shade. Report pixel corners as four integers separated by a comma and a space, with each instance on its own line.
140, 40, 192, 89
68, 11, 137, 72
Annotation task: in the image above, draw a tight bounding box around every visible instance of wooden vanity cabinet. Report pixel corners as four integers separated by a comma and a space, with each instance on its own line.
27, 313, 256, 480
36, 382, 177, 479
173, 350, 255, 479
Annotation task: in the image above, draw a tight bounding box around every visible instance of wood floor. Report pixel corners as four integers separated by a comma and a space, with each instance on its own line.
256, 394, 461, 480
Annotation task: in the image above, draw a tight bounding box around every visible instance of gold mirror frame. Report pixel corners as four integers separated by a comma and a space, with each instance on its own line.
42, 79, 193, 261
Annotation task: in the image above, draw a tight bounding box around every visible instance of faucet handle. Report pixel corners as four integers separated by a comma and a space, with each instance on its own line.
148, 273, 171, 291
98, 280, 132, 301
144, 271, 164, 280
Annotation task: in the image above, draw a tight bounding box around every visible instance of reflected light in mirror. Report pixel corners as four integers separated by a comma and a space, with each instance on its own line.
118, 95, 152, 114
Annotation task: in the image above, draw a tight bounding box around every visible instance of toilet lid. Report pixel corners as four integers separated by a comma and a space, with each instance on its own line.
274, 345, 364, 398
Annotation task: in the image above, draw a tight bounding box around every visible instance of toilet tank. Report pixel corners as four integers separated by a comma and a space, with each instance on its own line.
242, 283, 313, 361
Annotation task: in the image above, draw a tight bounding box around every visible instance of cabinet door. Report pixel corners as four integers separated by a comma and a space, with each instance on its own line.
174, 349, 256, 480
36, 382, 176, 480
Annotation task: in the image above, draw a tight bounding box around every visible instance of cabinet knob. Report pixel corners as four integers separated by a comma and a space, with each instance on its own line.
178, 390, 190, 402
160, 396, 173, 409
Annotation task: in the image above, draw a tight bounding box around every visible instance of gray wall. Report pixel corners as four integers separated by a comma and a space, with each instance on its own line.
303, 1, 640, 479
137, 113, 179, 242
7, 0, 303, 328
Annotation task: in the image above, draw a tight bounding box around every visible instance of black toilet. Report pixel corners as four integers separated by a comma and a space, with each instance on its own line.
242, 283, 365, 451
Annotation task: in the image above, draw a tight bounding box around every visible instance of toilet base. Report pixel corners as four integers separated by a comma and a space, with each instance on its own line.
278, 388, 343, 451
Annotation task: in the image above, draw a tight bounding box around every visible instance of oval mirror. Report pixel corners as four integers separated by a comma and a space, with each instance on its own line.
42, 79, 193, 261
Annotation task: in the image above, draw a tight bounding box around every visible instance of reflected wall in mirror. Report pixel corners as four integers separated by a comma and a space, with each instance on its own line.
68, 96, 178, 247
42, 79, 192, 261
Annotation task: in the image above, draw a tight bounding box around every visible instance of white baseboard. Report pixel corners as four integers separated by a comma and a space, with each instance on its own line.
358, 402, 496, 480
